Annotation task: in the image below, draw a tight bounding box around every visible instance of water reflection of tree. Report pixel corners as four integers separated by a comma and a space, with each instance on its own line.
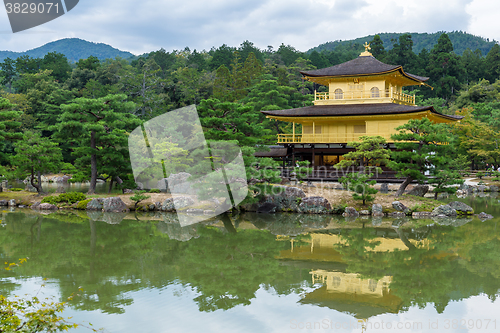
332, 227, 386, 280
174, 219, 289, 311
0, 212, 293, 314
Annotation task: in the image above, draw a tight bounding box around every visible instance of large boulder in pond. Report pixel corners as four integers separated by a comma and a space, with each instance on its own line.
447, 201, 473, 215
102, 197, 129, 213
8, 199, 16, 207
406, 185, 429, 197
283, 186, 306, 199
372, 204, 384, 217
161, 196, 195, 212
489, 185, 499, 192
260, 186, 306, 213
343, 207, 359, 217
0, 200, 8, 206
299, 196, 331, 214
86, 198, 104, 210
432, 205, 457, 217
392, 201, 410, 214
38, 203, 58, 210
257, 202, 277, 214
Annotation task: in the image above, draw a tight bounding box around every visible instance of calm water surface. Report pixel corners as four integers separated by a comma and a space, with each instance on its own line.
1, 194, 500, 333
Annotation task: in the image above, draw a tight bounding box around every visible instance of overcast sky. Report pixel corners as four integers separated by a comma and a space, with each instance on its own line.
0, 0, 498, 55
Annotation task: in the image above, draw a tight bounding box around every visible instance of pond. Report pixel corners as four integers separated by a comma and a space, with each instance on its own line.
1, 194, 500, 333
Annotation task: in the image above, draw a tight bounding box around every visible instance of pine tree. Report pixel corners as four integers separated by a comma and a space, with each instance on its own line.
54, 94, 141, 194
12, 131, 62, 194
388, 118, 452, 197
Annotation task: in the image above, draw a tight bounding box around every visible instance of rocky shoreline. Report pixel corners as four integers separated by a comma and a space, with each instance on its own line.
0, 183, 496, 223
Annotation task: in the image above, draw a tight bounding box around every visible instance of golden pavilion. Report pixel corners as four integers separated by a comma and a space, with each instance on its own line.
261, 43, 462, 178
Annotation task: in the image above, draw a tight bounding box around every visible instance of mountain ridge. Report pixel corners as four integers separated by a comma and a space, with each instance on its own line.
0, 38, 135, 62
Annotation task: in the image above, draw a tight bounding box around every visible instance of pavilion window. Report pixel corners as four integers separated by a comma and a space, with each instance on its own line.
354, 125, 366, 133
370, 87, 380, 98
334, 88, 343, 99
303, 125, 322, 134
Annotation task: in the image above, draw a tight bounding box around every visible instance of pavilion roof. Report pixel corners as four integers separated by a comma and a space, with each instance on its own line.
300, 56, 429, 82
261, 103, 463, 121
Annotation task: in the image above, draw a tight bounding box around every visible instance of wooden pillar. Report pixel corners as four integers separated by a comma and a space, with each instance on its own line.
292, 145, 295, 166
313, 121, 315, 143
292, 122, 296, 143
312, 144, 315, 170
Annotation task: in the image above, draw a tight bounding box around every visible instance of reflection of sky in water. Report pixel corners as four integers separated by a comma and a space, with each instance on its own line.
5, 277, 500, 333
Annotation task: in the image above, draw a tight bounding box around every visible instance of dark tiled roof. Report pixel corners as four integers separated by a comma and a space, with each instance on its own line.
300, 56, 429, 82
254, 148, 288, 158
261, 103, 463, 120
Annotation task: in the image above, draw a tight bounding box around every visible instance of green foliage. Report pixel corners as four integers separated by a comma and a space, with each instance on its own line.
293, 160, 312, 181
331, 204, 347, 214
61, 163, 78, 175
41, 192, 87, 205
340, 172, 378, 205
68, 172, 90, 183
1, 258, 79, 332
54, 94, 141, 194
148, 188, 161, 193
58, 192, 87, 204
130, 190, 150, 209
12, 131, 63, 194
116, 175, 137, 192
9, 188, 23, 191
388, 118, 452, 196
477, 171, 485, 179
76, 198, 92, 210
41, 196, 59, 205
335, 135, 390, 173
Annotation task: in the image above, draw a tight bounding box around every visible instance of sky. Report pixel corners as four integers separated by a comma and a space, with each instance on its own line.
0, 0, 498, 55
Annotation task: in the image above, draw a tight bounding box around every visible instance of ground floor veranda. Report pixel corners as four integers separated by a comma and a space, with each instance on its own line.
258, 143, 406, 182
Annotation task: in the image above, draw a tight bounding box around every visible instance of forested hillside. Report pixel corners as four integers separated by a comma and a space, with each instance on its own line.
1, 32, 500, 194
0, 38, 134, 62
309, 31, 497, 56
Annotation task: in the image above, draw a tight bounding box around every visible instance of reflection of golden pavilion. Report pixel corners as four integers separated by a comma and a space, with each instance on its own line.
302, 271, 403, 318
277, 232, 428, 261
276, 232, 415, 318
311, 270, 391, 296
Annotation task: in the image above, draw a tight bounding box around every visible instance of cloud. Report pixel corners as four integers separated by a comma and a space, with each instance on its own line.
0, 0, 494, 56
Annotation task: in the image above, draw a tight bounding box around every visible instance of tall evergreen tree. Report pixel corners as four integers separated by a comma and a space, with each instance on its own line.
54, 94, 140, 193
388, 118, 452, 196
369, 35, 386, 60
427, 33, 463, 101
485, 44, 500, 83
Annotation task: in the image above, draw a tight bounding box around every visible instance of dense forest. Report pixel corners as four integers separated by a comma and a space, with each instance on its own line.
1, 32, 500, 194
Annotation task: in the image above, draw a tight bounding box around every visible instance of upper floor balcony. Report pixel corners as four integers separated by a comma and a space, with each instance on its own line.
277, 132, 393, 144
314, 88, 416, 106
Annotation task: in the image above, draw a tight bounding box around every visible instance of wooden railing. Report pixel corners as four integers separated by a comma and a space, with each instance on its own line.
277, 133, 393, 144
315, 89, 416, 105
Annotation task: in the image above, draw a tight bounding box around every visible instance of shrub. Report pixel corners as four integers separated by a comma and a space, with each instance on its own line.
41, 196, 59, 205
9, 188, 23, 191
331, 204, 346, 214
41, 192, 87, 206
477, 171, 485, 179
76, 199, 92, 210
149, 189, 161, 193
58, 192, 87, 204
130, 190, 150, 209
